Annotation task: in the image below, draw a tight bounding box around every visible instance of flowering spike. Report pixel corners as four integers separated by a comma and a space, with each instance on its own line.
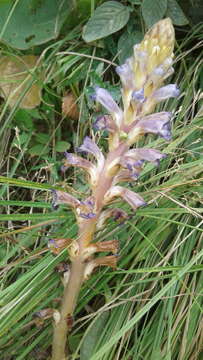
50, 19, 180, 359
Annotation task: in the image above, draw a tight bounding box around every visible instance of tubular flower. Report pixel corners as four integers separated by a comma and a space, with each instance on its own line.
77, 136, 105, 184
77, 136, 104, 164
93, 86, 123, 128
97, 207, 129, 229
104, 186, 147, 210
93, 114, 117, 132
62, 152, 98, 187
51, 190, 80, 210
127, 112, 172, 145
76, 197, 96, 221
123, 148, 167, 166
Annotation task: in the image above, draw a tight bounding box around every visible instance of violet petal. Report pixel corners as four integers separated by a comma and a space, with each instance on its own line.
135, 112, 172, 140
104, 186, 146, 210
94, 87, 121, 115
93, 115, 117, 132
153, 84, 180, 102
77, 136, 104, 162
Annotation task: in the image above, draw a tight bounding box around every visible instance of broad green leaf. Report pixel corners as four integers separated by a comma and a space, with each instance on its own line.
141, 0, 167, 28
0, 55, 42, 109
83, 1, 130, 42
28, 144, 50, 156
35, 133, 51, 145
55, 141, 71, 152
14, 109, 34, 130
0, 0, 72, 49
81, 312, 109, 359
118, 30, 143, 64
166, 0, 189, 26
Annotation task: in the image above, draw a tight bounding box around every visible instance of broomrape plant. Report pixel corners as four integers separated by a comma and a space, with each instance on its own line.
49, 18, 180, 360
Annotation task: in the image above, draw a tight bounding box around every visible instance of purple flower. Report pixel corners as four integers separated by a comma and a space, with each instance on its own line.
93, 87, 123, 127
153, 66, 165, 77
51, 190, 80, 209
120, 156, 143, 178
116, 60, 134, 90
132, 89, 145, 103
93, 115, 117, 132
76, 197, 96, 221
152, 84, 180, 102
104, 186, 147, 210
113, 169, 140, 185
97, 207, 128, 229
62, 152, 99, 187
63, 152, 93, 168
124, 148, 167, 167
77, 137, 104, 162
128, 112, 172, 142
79, 212, 96, 220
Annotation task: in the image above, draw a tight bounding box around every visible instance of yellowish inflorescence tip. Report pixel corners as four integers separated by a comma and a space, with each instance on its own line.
121, 18, 175, 122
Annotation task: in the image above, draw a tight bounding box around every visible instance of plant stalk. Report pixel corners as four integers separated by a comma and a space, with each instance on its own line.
51, 256, 86, 360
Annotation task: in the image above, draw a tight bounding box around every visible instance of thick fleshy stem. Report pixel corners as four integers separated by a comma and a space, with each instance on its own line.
51, 256, 86, 360
51, 217, 97, 359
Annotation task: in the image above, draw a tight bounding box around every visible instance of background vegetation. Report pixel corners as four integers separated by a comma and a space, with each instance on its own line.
0, 1, 202, 359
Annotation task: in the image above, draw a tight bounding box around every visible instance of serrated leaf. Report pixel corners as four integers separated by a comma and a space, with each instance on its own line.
0, 55, 43, 109
118, 30, 143, 64
55, 141, 71, 152
0, 0, 71, 49
141, 0, 167, 28
166, 0, 189, 26
81, 312, 109, 359
83, 1, 130, 42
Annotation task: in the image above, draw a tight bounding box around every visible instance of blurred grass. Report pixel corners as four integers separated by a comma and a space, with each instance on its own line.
0, 21, 203, 360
